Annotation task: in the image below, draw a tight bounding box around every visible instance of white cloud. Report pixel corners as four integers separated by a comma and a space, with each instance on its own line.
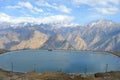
18, 2, 43, 13
36, 1, 71, 13
0, 13, 11, 22
5, 5, 20, 9
33, 7, 43, 12
95, 7, 119, 14
59, 5, 71, 13
73, 0, 120, 14
36, 0, 56, 8
73, 0, 120, 6
18, 2, 33, 9
0, 13, 73, 24
40, 15, 73, 24
5, 2, 43, 13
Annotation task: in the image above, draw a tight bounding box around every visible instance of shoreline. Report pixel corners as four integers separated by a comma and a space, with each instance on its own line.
0, 68, 120, 80
0, 49, 120, 58
107, 51, 120, 57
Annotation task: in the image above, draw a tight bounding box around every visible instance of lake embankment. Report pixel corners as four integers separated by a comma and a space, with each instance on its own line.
0, 49, 8, 54
112, 52, 120, 57
0, 49, 120, 57
0, 69, 120, 80
107, 51, 120, 57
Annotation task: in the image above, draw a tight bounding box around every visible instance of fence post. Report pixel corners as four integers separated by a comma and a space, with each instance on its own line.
34, 64, 36, 72
11, 62, 13, 72
105, 64, 108, 72
84, 66, 87, 75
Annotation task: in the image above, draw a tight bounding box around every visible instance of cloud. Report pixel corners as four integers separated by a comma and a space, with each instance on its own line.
36, 0, 56, 8
36, 1, 71, 13
95, 7, 119, 14
0, 13, 73, 24
59, 5, 71, 13
72, 0, 120, 14
18, 2, 44, 13
5, 5, 20, 9
73, 0, 120, 6
18, 2, 33, 9
40, 15, 73, 24
5, 2, 43, 13
0, 13, 11, 22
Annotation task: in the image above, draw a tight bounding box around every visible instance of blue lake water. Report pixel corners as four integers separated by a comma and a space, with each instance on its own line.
0, 50, 120, 74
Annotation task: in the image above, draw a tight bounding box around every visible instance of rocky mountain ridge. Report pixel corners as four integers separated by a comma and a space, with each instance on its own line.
0, 20, 120, 51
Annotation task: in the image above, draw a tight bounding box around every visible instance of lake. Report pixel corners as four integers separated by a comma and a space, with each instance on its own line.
0, 50, 120, 74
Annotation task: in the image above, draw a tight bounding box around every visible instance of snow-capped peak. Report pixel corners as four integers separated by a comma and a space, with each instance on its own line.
89, 19, 115, 28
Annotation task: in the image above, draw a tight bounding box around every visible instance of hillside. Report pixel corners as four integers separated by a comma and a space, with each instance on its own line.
0, 69, 120, 80
0, 20, 120, 51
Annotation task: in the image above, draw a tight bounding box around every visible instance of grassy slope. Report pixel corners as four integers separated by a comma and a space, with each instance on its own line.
112, 52, 120, 57
0, 49, 7, 54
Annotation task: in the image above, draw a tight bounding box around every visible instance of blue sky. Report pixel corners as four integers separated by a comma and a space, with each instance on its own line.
0, 0, 120, 24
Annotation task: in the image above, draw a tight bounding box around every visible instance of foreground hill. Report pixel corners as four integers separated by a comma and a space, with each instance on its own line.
0, 69, 120, 80
0, 20, 120, 51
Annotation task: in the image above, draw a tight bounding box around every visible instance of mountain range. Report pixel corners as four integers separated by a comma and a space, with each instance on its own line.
0, 20, 120, 51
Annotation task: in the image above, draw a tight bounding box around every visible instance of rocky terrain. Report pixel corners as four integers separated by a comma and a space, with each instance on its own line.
111, 52, 120, 57
0, 69, 120, 80
0, 49, 7, 54
0, 20, 120, 51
